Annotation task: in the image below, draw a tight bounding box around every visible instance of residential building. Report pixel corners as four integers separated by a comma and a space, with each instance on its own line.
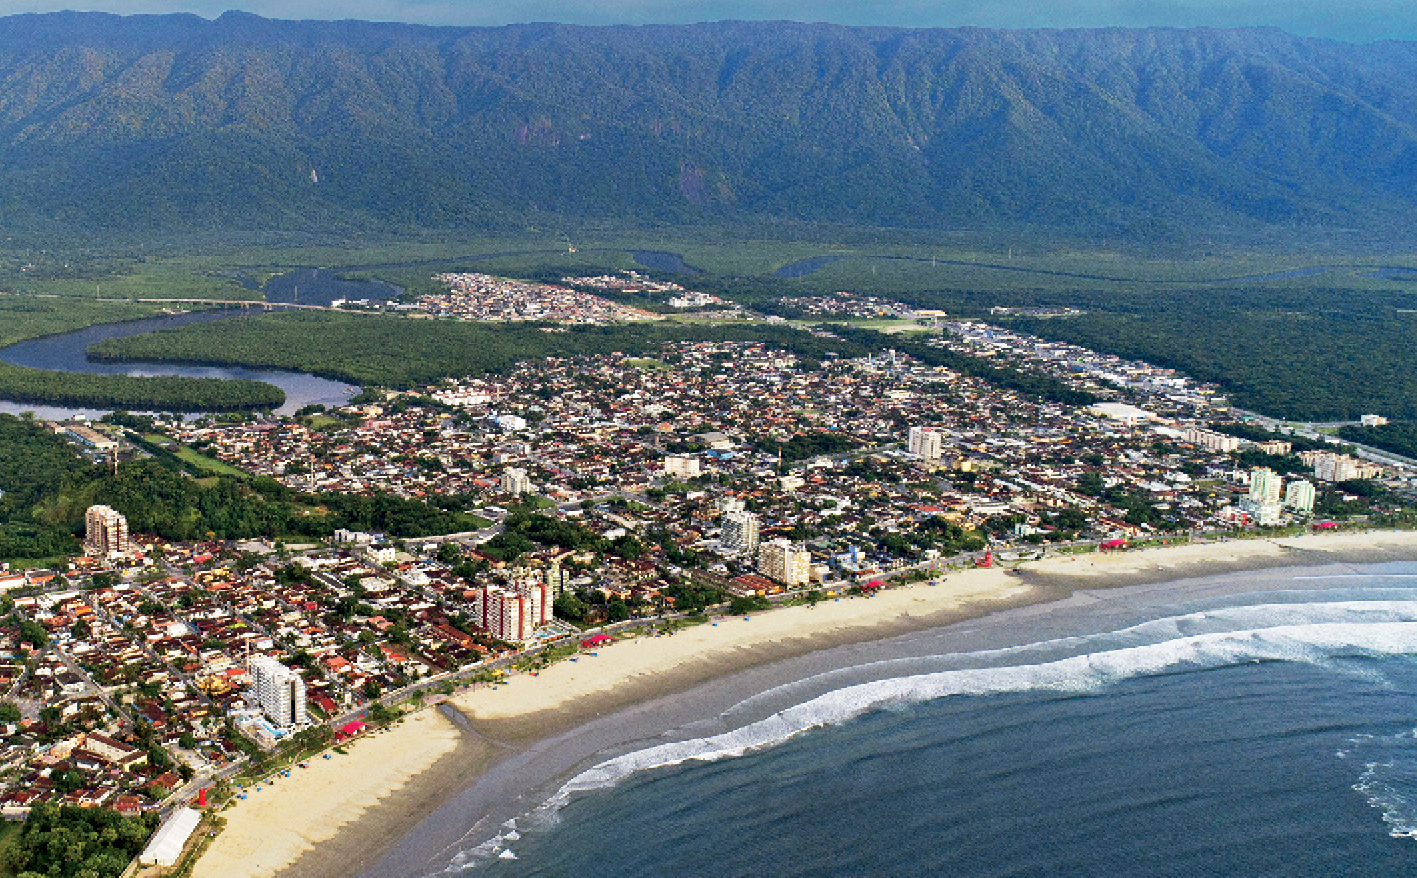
248, 654, 306, 728
1248, 468, 1283, 506
758, 539, 811, 587
1183, 428, 1242, 453
663, 455, 701, 478
721, 510, 760, 555
470, 579, 550, 643
908, 426, 943, 460
1284, 480, 1316, 514
83, 506, 129, 559
501, 467, 532, 496
1242, 467, 1284, 525
1312, 453, 1361, 483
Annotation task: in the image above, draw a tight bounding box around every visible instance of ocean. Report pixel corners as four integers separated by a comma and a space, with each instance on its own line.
365, 560, 1417, 878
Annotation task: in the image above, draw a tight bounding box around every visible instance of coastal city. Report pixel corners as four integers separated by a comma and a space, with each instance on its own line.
3, 276, 1417, 873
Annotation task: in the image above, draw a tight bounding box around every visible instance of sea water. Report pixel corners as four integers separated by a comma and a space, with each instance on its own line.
394, 563, 1417, 877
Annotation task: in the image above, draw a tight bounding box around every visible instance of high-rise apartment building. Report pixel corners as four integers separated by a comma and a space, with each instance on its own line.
501, 467, 532, 496
248, 654, 306, 728
470, 578, 550, 643
721, 510, 761, 556
907, 426, 943, 460
663, 455, 702, 478
758, 539, 812, 587
1284, 480, 1316, 514
83, 505, 130, 558
1248, 468, 1283, 506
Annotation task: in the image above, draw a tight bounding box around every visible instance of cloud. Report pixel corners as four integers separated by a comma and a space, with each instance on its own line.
0, 0, 1411, 42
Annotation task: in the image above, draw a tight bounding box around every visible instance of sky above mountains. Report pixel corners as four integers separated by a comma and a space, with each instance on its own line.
0, 0, 1407, 42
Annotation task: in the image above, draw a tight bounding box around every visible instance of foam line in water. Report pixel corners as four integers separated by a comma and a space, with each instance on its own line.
553, 620, 1417, 806
723, 600, 1417, 722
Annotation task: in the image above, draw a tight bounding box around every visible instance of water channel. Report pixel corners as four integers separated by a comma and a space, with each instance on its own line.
0, 268, 401, 418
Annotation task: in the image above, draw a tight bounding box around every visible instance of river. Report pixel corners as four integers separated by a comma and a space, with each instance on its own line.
0, 309, 356, 419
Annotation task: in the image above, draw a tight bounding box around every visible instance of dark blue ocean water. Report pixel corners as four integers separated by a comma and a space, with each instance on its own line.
406, 569, 1417, 878
488, 661, 1417, 878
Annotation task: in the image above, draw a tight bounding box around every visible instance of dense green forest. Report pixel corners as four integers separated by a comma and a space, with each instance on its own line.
3, 15, 1417, 244
0, 364, 283, 412
0, 414, 489, 561
1339, 422, 1417, 460
1004, 287, 1417, 421
0, 803, 156, 878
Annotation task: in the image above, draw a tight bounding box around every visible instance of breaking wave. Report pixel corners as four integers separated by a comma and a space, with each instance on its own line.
552, 599, 1417, 799
443, 596, 1417, 869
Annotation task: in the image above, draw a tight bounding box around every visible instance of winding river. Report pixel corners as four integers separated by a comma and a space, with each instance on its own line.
0, 268, 405, 418
0, 309, 358, 418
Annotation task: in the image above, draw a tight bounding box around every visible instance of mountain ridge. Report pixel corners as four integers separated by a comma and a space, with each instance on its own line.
1, 14, 1415, 241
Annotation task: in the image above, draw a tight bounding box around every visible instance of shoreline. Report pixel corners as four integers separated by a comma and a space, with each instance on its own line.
191, 529, 1417, 878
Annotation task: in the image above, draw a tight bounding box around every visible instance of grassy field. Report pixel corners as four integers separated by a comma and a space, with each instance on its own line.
144, 434, 249, 477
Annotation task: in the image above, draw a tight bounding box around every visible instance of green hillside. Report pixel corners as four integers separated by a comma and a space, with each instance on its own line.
0, 14, 1416, 242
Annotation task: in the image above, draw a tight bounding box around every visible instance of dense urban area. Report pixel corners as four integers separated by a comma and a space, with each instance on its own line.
2, 274, 1417, 876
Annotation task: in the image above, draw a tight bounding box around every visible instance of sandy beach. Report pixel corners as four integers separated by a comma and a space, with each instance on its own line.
190, 528, 1417, 878
194, 709, 463, 878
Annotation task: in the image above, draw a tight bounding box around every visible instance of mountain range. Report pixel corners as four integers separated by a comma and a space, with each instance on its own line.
2, 12, 1417, 241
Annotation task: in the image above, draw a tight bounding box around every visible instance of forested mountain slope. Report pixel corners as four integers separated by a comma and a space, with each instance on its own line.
2, 13, 1416, 239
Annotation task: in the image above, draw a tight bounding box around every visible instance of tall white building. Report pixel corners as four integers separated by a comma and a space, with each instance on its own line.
471, 578, 550, 643
907, 426, 943, 460
721, 510, 761, 555
1284, 479, 1316, 514
248, 655, 306, 728
501, 467, 532, 496
83, 505, 130, 558
758, 539, 812, 587
1242, 467, 1285, 525
663, 455, 702, 478
1248, 468, 1283, 506
1312, 453, 1362, 483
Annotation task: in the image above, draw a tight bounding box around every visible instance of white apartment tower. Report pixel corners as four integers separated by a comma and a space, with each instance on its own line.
721, 510, 761, 556
83, 505, 130, 558
1248, 468, 1283, 506
1182, 427, 1243, 453
758, 539, 812, 587
1284, 479, 1317, 514
248, 654, 306, 728
908, 426, 943, 460
501, 467, 532, 496
1313, 453, 1361, 483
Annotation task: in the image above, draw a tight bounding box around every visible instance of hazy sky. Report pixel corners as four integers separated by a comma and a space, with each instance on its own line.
0, 0, 1411, 43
